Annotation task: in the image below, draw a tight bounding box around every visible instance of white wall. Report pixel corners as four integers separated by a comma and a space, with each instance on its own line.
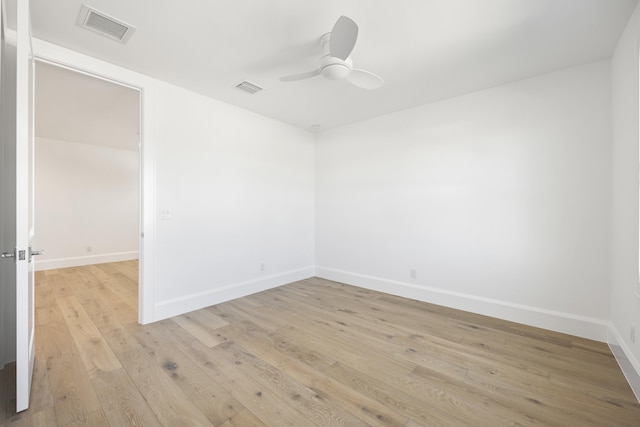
32, 137, 139, 271
32, 39, 317, 322
152, 81, 316, 319
611, 2, 640, 399
316, 60, 613, 340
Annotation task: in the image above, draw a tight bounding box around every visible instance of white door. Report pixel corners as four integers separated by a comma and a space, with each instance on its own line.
15, 0, 36, 412
1, 0, 37, 412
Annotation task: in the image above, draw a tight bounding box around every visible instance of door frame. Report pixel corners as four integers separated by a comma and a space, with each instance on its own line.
32, 40, 156, 324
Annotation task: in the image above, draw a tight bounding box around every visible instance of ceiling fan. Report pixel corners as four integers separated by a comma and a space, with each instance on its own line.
279, 16, 384, 90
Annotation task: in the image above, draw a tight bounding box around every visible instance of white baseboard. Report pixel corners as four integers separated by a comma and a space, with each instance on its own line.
608, 325, 640, 402
154, 266, 315, 321
35, 251, 139, 271
315, 266, 610, 342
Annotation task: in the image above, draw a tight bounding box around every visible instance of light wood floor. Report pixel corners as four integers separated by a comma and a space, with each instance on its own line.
1, 261, 639, 426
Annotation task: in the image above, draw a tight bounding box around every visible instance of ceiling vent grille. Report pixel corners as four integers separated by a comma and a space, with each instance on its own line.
77, 5, 136, 43
235, 81, 263, 94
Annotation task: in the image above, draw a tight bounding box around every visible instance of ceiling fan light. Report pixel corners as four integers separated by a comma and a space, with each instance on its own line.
321, 63, 351, 80
319, 56, 353, 80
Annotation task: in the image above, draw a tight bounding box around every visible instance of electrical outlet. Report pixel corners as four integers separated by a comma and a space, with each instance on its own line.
410, 269, 416, 279
631, 324, 636, 344
260, 263, 265, 272
159, 208, 173, 219
86, 246, 92, 253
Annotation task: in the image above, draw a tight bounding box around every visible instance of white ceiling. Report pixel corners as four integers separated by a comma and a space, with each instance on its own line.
29, 0, 639, 134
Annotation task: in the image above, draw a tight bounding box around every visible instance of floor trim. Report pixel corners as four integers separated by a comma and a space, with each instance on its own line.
315, 266, 610, 342
154, 266, 315, 321
609, 325, 640, 402
35, 251, 139, 271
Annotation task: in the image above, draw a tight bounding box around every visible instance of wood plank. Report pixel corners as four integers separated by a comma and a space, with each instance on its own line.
36, 321, 77, 361
78, 293, 140, 356
211, 301, 288, 331
171, 308, 229, 347
325, 361, 469, 426
91, 265, 137, 310
46, 354, 102, 426
214, 322, 409, 427
6, 407, 56, 427
34, 273, 55, 311
46, 272, 76, 299
108, 260, 139, 282
2, 264, 639, 426
84, 284, 138, 326
218, 408, 267, 427
55, 296, 122, 378
214, 341, 370, 427
117, 347, 215, 426
127, 320, 244, 425
26, 352, 53, 414
90, 368, 161, 427
162, 322, 315, 427
35, 306, 63, 326
63, 409, 110, 427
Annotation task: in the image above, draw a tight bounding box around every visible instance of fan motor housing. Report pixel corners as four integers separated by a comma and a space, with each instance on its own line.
320, 56, 353, 80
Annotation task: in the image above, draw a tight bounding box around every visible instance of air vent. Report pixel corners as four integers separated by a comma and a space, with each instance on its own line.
77, 5, 136, 43
235, 81, 263, 94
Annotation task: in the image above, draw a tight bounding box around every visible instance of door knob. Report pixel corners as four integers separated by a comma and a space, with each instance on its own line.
2, 248, 25, 261
1, 250, 15, 259
29, 248, 44, 263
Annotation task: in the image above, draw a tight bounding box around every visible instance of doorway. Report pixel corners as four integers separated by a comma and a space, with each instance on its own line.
33, 60, 141, 315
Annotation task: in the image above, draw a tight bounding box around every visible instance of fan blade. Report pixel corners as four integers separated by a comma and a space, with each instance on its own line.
279, 69, 321, 82
330, 16, 358, 60
346, 68, 384, 90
